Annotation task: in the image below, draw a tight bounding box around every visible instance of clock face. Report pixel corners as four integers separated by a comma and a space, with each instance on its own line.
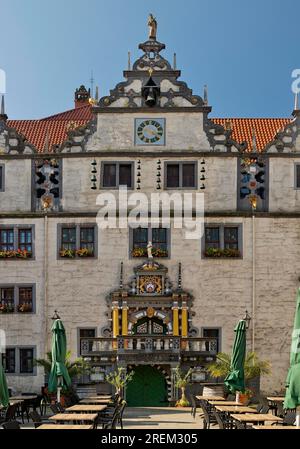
135, 118, 165, 145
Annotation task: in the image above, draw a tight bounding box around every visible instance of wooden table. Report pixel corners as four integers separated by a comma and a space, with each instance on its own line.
10, 395, 37, 401
253, 425, 300, 429
196, 396, 225, 401
37, 424, 93, 430
85, 395, 112, 400
267, 397, 285, 403
79, 398, 111, 405
49, 413, 98, 423
231, 413, 283, 427
208, 401, 244, 406
65, 404, 107, 413
216, 405, 258, 414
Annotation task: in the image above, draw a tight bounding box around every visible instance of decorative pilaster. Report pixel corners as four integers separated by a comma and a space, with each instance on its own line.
181, 296, 189, 338
172, 298, 179, 336
122, 305, 129, 336
112, 300, 119, 350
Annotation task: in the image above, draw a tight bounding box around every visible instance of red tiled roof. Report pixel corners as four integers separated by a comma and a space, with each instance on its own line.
6, 104, 292, 152
213, 118, 291, 151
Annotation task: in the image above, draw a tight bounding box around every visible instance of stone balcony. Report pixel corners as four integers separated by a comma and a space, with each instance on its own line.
80, 336, 217, 364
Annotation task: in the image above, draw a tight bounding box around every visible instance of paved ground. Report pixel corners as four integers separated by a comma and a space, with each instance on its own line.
14, 406, 205, 429
123, 407, 204, 429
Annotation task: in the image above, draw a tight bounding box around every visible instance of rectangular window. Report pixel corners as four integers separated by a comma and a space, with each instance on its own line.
61, 227, 76, 251
20, 348, 34, 374
102, 162, 133, 188
295, 164, 300, 189
205, 227, 220, 250
202, 328, 220, 353
224, 227, 238, 250
59, 224, 97, 258
165, 162, 197, 189
18, 229, 32, 253
0, 229, 14, 251
18, 287, 33, 313
0, 287, 15, 313
2, 348, 16, 373
166, 164, 180, 188
79, 329, 96, 355
131, 227, 169, 257
80, 227, 95, 255
204, 224, 242, 258
0, 165, 4, 192
0, 226, 34, 257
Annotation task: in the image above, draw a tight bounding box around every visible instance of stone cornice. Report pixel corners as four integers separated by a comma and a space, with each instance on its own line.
1, 211, 300, 219
1, 151, 299, 160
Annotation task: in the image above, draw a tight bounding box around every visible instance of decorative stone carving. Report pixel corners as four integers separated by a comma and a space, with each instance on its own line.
266, 113, 300, 153
0, 122, 36, 154
59, 117, 97, 153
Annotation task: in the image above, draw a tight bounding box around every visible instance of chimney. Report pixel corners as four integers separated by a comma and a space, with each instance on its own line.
74, 85, 90, 108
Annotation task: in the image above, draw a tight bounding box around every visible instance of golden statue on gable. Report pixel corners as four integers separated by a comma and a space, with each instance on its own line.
148, 13, 157, 40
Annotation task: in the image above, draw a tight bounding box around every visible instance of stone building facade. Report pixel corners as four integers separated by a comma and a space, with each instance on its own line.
0, 27, 299, 404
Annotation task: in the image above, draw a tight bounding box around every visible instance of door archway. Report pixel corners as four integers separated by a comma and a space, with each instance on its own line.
126, 365, 168, 406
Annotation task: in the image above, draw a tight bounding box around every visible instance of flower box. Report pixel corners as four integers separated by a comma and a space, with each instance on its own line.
0, 249, 32, 259
204, 247, 241, 258
131, 247, 168, 258
76, 248, 94, 257
0, 304, 15, 313
60, 249, 94, 258
59, 249, 76, 258
18, 303, 33, 313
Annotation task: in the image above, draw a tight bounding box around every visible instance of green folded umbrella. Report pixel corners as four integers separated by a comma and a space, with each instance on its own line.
224, 320, 246, 393
48, 319, 71, 394
0, 359, 9, 407
284, 288, 300, 410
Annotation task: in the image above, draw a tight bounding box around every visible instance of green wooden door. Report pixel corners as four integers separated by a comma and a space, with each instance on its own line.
126, 365, 168, 407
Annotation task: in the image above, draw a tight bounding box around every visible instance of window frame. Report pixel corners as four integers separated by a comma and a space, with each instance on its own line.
0, 284, 36, 314
129, 225, 171, 259
164, 161, 198, 190
1, 346, 36, 376
0, 225, 35, 258
100, 161, 134, 190
0, 164, 4, 192
57, 223, 98, 259
202, 223, 243, 258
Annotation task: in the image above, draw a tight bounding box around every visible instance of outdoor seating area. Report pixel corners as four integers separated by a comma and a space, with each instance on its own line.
0, 392, 127, 430
195, 394, 299, 430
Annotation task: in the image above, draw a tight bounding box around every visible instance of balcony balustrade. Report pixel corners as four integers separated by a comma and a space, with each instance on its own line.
80, 336, 217, 357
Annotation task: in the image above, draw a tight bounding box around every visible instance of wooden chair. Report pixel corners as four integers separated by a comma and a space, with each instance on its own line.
2, 420, 21, 429
199, 400, 218, 429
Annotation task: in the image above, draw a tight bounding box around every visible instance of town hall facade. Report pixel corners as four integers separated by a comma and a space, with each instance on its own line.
0, 19, 300, 404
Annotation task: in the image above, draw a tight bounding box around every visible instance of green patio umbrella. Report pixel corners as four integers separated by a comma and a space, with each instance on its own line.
0, 359, 9, 407
48, 319, 71, 402
224, 320, 247, 394
284, 288, 300, 423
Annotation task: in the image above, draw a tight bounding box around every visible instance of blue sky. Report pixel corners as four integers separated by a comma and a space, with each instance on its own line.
1, 0, 300, 119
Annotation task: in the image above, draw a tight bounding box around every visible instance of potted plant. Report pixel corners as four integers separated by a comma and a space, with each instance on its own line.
105, 367, 134, 398
174, 366, 193, 407
76, 248, 94, 257
34, 350, 90, 405
59, 249, 76, 258
206, 351, 271, 399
